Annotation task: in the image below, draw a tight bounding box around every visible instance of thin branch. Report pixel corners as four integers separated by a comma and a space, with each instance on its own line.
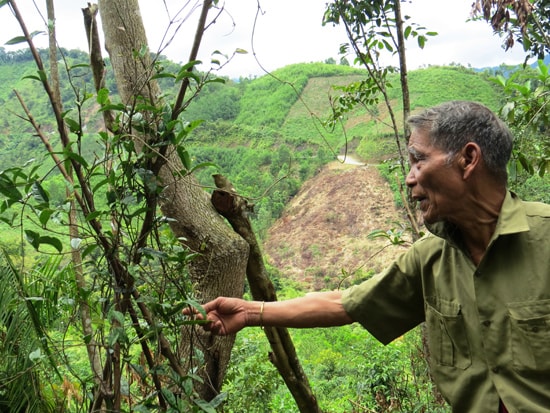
173, 0, 212, 118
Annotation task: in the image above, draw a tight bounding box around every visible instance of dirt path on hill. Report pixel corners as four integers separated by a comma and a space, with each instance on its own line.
263, 158, 409, 290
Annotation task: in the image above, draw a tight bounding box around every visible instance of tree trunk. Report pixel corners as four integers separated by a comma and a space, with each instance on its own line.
97, 0, 249, 400
394, 0, 410, 138
392, 0, 422, 241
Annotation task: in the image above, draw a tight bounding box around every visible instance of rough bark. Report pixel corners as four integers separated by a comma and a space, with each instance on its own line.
97, 0, 249, 401
211, 175, 321, 413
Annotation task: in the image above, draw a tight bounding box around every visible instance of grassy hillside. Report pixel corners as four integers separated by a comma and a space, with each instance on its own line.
0, 53, 508, 246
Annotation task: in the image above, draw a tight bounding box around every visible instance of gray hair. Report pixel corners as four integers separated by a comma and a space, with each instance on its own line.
406, 101, 513, 183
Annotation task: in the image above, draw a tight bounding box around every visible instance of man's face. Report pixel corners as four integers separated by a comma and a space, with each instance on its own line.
405, 129, 465, 225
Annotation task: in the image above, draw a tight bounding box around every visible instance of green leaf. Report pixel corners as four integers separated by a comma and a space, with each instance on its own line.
32, 181, 49, 205
194, 399, 217, 413
38, 209, 54, 227
204, 77, 226, 85
24, 230, 41, 250
22, 74, 42, 82
81, 243, 98, 259
4, 36, 27, 46
537, 59, 549, 77
106, 189, 117, 205
161, 388, 178, 407
183, 298, 207, 318
6, 31, 44, 45
175, 70, 200, 83
97, 88, 110, 105
0, 213, 17, 226
517, 152, 534, 175
151, 72, 176, 80
0, 175, 23, 202
175, 61, 201, 82
38, 236, 63, 252
64, 117, 81, 134
64, 151, 89, 168
189, 162, 218, 174
179, 59, 201, 72
417, 35, 426, 49
92, 177, 110, 193
107, 329, 120, 347
36, 70, 47, 82
85, 210, 102, 222
537, 159, 548, 177
69, 63, 90, 70
177, 146, 191, 171
139, 247, 168, 260
110, 310, 125, 326
24, 231, 63, 252
130, 363, 148, 381
209, 392, 227, 408
494, 75, 507, 88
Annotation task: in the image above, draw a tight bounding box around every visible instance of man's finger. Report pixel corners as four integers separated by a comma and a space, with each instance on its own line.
202, 298, 221, 313
182, 305, 200, 316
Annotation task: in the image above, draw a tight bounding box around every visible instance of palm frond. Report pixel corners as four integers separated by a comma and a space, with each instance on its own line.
0, 250, 57, 413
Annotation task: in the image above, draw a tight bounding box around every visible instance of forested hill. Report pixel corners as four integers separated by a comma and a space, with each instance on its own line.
0, 48, 510, 263
0, 47, 506, 172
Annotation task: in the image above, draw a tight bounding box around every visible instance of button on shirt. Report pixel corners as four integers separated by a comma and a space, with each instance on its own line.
342, 192, 550, 412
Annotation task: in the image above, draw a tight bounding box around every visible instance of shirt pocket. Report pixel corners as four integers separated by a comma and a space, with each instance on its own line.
424, 296, 471, 370
507, 299, 550, 372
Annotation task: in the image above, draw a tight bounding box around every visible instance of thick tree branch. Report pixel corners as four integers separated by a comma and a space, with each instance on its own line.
211, 174, 321, 413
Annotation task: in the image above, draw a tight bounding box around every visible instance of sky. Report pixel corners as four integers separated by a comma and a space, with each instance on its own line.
0, 0, 532, 79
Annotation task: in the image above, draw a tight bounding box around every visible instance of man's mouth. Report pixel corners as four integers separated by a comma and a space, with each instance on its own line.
416, 197, 428, 210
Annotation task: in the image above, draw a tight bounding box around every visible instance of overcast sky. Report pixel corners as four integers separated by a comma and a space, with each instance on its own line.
1, 0, 531, 78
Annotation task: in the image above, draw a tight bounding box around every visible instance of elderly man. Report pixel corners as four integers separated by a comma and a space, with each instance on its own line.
189, 101, 550, 412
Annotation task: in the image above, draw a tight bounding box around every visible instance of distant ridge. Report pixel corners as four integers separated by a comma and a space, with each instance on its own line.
472, 54, 550, 74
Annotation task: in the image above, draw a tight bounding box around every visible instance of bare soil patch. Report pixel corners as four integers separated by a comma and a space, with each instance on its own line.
263, 159, 409, 290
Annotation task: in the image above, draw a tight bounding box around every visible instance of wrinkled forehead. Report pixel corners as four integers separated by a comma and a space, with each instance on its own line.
407, 128, 454, 159
407, 127, 432, 148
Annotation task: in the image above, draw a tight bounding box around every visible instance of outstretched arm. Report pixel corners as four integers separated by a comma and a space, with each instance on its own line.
186, 291, 353, 336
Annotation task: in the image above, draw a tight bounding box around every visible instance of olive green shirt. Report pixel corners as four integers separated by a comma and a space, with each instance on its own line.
342, 192, 550, 412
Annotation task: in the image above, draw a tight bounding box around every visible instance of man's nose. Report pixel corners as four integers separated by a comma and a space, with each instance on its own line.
405, 168, 416, 188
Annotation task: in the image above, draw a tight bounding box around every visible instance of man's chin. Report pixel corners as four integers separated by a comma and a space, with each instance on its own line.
421, 213, 440, 226
417, 207, 442, 226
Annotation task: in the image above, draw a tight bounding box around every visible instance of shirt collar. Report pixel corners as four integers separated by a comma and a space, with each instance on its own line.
426, 191, 529, 243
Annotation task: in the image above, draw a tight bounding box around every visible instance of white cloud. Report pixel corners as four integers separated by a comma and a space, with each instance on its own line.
0, 0, 531, 79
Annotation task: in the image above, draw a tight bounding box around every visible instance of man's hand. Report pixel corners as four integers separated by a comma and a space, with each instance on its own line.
184, 297, 250, 336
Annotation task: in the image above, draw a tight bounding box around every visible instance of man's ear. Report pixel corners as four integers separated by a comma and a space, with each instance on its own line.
460, 142, 481, 179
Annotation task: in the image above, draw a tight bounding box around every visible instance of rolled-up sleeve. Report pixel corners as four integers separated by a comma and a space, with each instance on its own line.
342, 254, 425, 345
